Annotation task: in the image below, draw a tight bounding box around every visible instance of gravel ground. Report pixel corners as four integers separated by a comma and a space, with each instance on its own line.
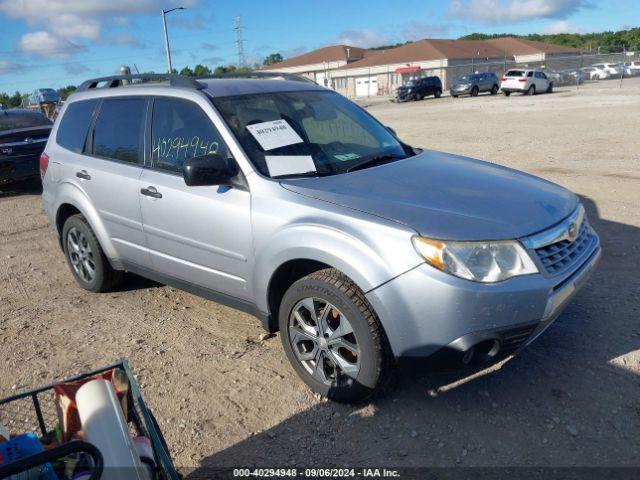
1, 77, 639, 473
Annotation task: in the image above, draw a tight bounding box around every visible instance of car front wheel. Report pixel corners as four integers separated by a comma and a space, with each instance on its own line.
279, 268, 390, 403
62, 214, 122, 292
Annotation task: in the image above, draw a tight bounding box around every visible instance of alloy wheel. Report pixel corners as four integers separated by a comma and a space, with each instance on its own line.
288, 297, 360, 386
66, 227, 95, 283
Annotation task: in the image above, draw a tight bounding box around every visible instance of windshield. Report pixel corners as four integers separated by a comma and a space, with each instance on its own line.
404, 80, 417, 86
212, 90, 409, 178
458, 75, 473, 82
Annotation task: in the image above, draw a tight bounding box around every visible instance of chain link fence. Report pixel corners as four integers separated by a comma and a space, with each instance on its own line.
427, 50, 640, 92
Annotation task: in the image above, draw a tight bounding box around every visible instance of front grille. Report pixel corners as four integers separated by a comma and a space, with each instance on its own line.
500, 323, 538, 353
535, 221, 594, 275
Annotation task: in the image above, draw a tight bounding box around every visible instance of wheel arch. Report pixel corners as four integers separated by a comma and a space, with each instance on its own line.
53, 183, 119, 261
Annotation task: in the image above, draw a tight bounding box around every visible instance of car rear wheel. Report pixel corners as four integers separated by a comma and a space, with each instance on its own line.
62, 214, 123, 292
279, 268, 390, 403
471, 86, 479, 97
490, 84, 499, 95
527, 85, 536, 95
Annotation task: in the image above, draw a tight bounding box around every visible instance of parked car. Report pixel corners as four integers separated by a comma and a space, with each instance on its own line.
623, 61, 640, 76
0, 109, 52, 184
580, 67, 606, 80
42, 73, 601, 402
450, 72, 500, 97
591, 63, 620, 78
501, 69, 553, 96
27, 88, 60, 107
396, 76, 442, 101
563, 69, 586, 84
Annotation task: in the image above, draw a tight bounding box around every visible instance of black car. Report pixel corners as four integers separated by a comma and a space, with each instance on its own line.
396, 76, 442, 102
0, 109, 52, 184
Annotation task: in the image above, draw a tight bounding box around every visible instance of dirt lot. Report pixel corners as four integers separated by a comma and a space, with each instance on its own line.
1, 78, 639, 472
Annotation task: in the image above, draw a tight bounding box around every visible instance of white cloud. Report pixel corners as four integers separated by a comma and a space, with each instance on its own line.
0, 0, 196, 58
542, 20, 583, 33
19, 31, 83, 58
449, 0, 591, 24
0, 60, 25, 74
336, 29, 391, 48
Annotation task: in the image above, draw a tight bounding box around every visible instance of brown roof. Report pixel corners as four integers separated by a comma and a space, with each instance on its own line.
340, 39, 507, 69
263, 45, 369, 70
487, 37, 582, 56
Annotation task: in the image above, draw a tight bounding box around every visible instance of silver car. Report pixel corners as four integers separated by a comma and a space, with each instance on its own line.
41, 73, 601, 402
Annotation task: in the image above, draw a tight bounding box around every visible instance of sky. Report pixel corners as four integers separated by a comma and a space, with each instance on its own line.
0, 0, 637, 93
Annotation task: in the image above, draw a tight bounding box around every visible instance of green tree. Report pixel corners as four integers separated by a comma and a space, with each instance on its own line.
213, 64, 237, 75
193, 64, 211, 77
263, 53, 283, 65
179, 66, 194, 76
10, 91, 23, 108
57, 85, 77, 101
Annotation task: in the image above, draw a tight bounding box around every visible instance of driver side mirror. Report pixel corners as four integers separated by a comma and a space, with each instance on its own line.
183, 154, 239, 187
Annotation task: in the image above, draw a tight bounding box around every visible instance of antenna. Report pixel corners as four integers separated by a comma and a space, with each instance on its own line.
234, 16, 246, 68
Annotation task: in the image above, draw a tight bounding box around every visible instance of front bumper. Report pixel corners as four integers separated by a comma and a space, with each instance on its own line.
395, 90, 414, 102
366, 233, 601, 362
450, 86, 472, 95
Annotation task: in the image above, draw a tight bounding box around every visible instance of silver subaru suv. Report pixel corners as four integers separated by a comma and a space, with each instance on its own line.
41, 73, 601, 402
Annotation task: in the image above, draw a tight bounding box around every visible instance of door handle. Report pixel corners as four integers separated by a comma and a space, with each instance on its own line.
76, 170, 91, 180
140, 186, 162, 199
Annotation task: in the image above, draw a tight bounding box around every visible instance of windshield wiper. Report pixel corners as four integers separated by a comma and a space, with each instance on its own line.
346, 154, 407, 173
272, 171, 330, 179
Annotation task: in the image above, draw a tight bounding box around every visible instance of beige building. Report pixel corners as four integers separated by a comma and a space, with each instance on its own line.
264, 37, 582, 97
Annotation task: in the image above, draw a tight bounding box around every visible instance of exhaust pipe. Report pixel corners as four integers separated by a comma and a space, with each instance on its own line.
461, 339, 501, 366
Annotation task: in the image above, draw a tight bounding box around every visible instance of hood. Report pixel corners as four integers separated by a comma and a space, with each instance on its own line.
279, 150, 578, 241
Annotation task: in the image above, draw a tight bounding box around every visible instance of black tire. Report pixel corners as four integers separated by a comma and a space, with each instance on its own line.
62, 214, 123, 292
503, 90, 511, 96
490, 84, 499, 95
279, 268, 390, 403
434, 89, 442, 98
471, 86, 479, 97
547, 82, 554, 93
452, 94, 459, 98
527, 84, 536, 96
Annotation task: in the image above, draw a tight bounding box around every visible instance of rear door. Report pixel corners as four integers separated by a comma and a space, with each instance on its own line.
60, 97, 149, 265
138, 96, 253, 300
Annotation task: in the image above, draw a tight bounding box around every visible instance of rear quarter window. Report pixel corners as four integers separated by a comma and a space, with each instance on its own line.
56, 99, 98, 153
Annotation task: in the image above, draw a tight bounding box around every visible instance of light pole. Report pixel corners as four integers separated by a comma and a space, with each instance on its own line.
162, 7, 185, 73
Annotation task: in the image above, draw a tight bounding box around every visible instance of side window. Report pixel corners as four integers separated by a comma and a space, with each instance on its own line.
92, 98, 146, 164
56, 99, 98, 153
527, 71, 533, 77
150, 98, 228, 174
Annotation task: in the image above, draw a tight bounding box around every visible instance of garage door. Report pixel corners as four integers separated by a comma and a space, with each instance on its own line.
355, 76, 377, 97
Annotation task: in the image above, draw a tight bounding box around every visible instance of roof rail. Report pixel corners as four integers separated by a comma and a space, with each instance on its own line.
205, 71, 317, 84
77, 73, 204, 92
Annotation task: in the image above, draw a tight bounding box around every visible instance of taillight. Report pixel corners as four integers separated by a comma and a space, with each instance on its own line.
40, 152, 49, 178
518, 78, 527, 82
501, 76, 507, 81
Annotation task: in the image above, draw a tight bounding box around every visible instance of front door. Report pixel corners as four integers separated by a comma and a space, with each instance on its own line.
139, 97, 253, 300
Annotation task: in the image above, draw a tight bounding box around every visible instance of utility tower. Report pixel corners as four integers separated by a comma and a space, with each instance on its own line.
234, 16, 246, 68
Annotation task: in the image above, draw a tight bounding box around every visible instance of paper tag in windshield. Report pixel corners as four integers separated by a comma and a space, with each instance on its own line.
246, 119, 303, 151
265, 155, 316, 177
334, 153, 360, 161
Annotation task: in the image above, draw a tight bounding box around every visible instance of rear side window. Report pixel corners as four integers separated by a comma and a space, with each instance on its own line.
92, 98, 146, 164
150, 98, 228, 174
56, 100, 97, 153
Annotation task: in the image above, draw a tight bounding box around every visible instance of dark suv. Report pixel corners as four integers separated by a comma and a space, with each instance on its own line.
450, 72, 500, 97
396, 76, 442, 102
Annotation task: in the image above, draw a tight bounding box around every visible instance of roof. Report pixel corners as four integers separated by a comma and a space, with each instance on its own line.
340, 39, 507, 69
201, 78, 324, 96
263, 45, 370, 70
486, 37, 582, 56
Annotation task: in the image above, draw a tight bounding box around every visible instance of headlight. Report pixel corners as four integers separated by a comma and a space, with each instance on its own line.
412, 237, 538, 283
